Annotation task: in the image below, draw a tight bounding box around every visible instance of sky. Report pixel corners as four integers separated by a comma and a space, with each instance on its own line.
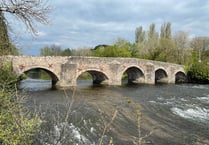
8, 0, 209, 55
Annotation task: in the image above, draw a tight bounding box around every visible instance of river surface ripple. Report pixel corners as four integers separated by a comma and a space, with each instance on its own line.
20, 79, 209, 145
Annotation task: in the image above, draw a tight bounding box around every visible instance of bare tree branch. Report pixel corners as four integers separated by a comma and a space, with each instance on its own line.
0, 0, 50, 34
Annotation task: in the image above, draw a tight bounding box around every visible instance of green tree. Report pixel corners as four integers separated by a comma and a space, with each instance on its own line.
135, 26, 146, 57
93, 38, 131, 57
145, 23, 159, 60
160, 22, 172, 39
103, 45, 131, 57
156, 22, 178, 63
62, 48, 72, 56
135, 26, 146, 44
187, 62, 209, 83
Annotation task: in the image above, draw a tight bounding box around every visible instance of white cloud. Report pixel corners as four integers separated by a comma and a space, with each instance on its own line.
37, 31, 47, 37
8, 0, 209, 55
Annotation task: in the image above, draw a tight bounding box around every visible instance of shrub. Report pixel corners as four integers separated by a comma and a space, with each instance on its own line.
0, 63, 40, 145
187, 62, 209, 83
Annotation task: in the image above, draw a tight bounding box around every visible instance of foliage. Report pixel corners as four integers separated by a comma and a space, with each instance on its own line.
0, 64, 18, 90
93, 39, 132, 57
94, 45, 131, 57
134, 22, 179, 62
156, 38, 178, 63
187, 62, 209, 83
0, 63, 40, 145
77, 72, 92, 80
62, 48, 73, 56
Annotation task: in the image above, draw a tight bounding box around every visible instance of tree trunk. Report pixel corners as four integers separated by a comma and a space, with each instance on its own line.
0, 11, 11, 55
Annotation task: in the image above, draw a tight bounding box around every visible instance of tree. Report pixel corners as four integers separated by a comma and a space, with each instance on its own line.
146, 23, 159, 60
0, 0, 50, 55
173, 31, 190, 64
0, 11, 19, 55
187, 62, 209, 83
157, 22, 177, 63
190, 37, 209, 63
160, 22, 171, 39
93, 38, 131, 57
40, 45, 62, 56
0, 0, 50, 34
40, 46, 52, 56
135, 26, 145, 44
0, 11, 13, 55
62, 48, 72, 56
148, 23, 157, 40
135, 26, 146, 58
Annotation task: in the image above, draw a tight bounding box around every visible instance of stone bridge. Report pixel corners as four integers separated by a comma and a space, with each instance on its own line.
3, 56, 187, 88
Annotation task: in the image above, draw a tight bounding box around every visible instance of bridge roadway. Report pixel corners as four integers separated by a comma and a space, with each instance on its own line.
2, 56, 186, 88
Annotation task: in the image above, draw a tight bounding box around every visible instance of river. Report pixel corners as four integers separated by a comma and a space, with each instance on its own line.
20, 79, 209, 145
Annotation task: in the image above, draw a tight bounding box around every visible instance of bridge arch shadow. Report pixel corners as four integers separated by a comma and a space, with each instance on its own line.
175, 71, 187, 83
19, 67, 59, 89
155, 68, 168, 84
122, 66, 145, 85
76, 70, 109, 87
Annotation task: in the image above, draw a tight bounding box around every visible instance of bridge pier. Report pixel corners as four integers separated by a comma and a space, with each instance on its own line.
168, 67, 176, 84
109, 77, 121, 86
108, 62, 122, 85
56, 63, 77, 88
144, 64, 155, 84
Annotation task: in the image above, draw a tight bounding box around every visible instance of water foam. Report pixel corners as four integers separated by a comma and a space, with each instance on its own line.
171, 107, 209, 123
196, 95, 209, 103
41, 122, 91, 145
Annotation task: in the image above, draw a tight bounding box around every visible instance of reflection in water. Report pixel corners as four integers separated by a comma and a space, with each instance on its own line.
20, 80, 209, 145
19, 78, 52, 91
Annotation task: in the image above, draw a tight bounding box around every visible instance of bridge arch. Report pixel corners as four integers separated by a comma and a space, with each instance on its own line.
122, 65, 145, 84
20, 66, 59, 87
76, 69, 109, 85
155, 68, 168, 83
175, 71, 187, 83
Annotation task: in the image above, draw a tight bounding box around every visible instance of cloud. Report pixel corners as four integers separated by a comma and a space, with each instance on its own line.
37, 31, 47, 37
7, 0, 209, 55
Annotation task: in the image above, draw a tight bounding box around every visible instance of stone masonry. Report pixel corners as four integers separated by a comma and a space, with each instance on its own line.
3, 56, 186, 88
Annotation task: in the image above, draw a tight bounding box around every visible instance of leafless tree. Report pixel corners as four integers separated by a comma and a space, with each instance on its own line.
173, 31, 190, 64
0, 0, 50, 34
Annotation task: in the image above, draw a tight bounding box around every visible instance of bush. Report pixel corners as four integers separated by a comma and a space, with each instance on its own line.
0, 63, 40, 145
0, 63, 18, 91
187, 62, 209, 83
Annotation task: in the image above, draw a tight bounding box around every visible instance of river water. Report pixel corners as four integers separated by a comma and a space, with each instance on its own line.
20, 79, 209, 145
